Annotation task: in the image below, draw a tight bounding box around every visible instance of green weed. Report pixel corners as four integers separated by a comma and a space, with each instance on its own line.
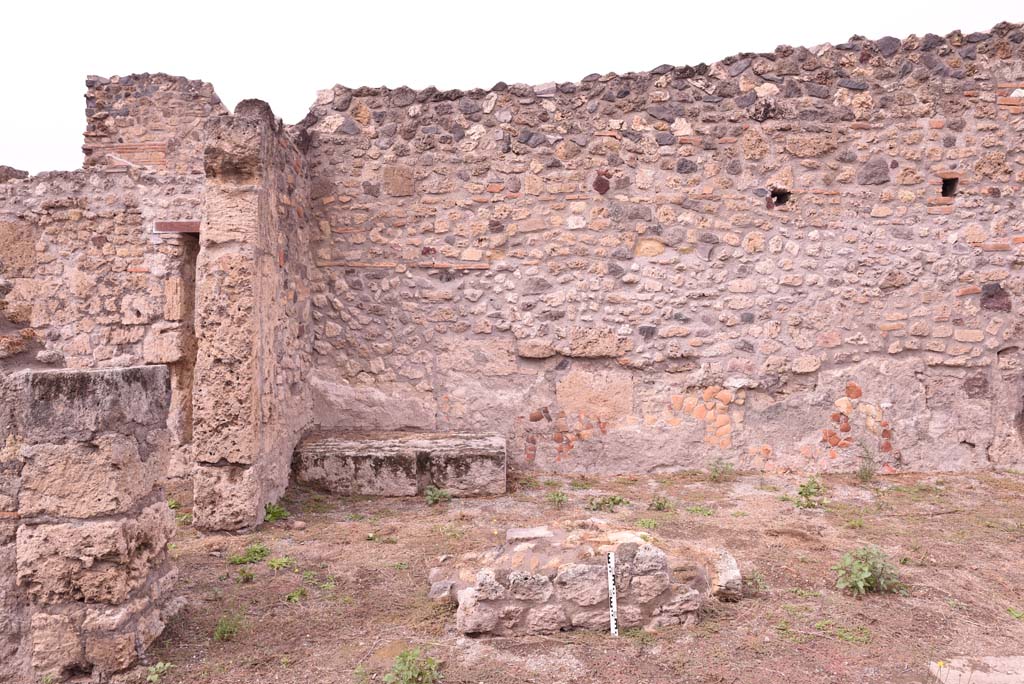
546, 490, 568, 508
587, 495, 629, 512
623, 627, 655, 646
147, 662, 174, 683
648, 496, 674, 512
213, 614, 242, 642
814, 619, 872, 644
708, 458, 737, 483
425, 485, 452, 505
228, 542, 270, 565
383, 648, 442, 684
833, 546, 904, 596
792, 476, 826, 509
268, 556, 296, 573
264, 502, 290, 522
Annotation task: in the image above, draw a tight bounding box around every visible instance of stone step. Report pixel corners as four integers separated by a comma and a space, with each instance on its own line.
928, 657, 1024, 683
292, 431, 506, 497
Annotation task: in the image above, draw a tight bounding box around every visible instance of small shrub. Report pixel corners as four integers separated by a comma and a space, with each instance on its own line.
213, 614, 242, 641
384, 648, 442, 684
636, 518, 658, 530
264, 502, 290, 522
268, 556, 296, 572
586, 495, 629, 512
546, 490, 568, 508
425, 485, 452, 505
235, 568, 255, 584
707, 458, 737, 483
285, 588, 307, 604
685, 504, 714, 517
856, 457, 876, 485
833, 546, 903, 596
855, 441, 877, 485
793, 476, 826, 509
648, 496, 673, 512
845, 517, 864, 529
228, 542, 270, 565
743, 571, 768, 596
147, 662, 174, 683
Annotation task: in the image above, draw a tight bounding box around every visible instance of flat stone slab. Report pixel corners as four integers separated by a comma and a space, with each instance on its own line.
929, 657, 1024, 683
293, 431, 506, 497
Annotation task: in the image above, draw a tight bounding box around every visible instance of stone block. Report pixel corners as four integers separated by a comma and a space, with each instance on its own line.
30, 612, 84, 677
10, 366, 170, 445
382, 164, 415, 196
309, 375, 438, 432
424, 436, 507, 496
558, 326, 633, 358
85, 632, 136, 672
293, 431, 506, 497
19, 432, 167, 519
554, 563, 608, 606
191, 462, 264, 530
16, 501, 173, 605
555, 368, 634, 421
143, 327, 188, 364
929, 657, 1024, 683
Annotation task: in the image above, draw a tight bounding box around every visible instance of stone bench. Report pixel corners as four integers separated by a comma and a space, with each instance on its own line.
292, 431, 506, 497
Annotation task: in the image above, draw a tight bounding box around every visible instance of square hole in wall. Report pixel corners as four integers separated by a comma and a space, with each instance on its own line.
941, 177, 959, 198
770, 188, 791, 206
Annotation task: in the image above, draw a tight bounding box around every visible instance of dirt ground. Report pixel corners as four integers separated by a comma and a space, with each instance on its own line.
147, 470, 1024, 684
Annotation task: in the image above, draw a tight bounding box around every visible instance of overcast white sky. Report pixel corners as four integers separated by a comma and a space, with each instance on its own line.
1, 0, 1020, 174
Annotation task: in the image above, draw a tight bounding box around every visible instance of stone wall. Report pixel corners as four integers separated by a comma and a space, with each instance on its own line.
0, 170, 195, 370
191, 100, 315, 530
0, 365, 176, 683
298, 23, 1024, 474
84, 73, 227, 174
2, 25, 1023, 542
1, 74, 229, 478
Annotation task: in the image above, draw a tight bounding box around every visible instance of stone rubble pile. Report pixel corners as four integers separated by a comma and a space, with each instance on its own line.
429, 520, 741, 635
